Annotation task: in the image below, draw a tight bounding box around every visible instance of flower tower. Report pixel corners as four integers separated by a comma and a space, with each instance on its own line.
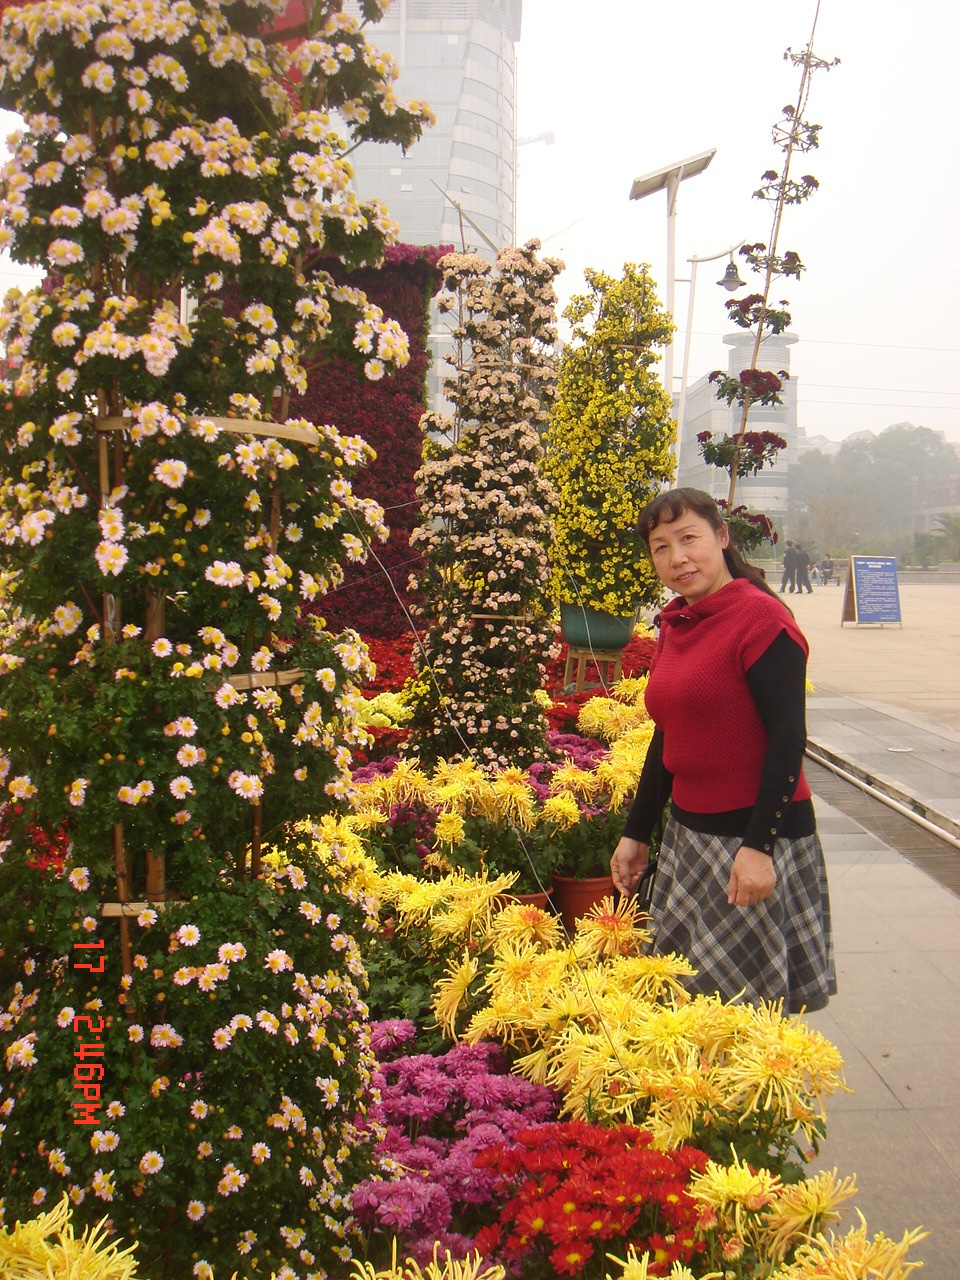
544, 263, 675, 617
407, 243, 561, 768
0, 0, 433, 1273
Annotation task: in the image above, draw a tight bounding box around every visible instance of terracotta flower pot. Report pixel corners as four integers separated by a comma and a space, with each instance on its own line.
550, 873, 616, 934
497, 887, 553, 911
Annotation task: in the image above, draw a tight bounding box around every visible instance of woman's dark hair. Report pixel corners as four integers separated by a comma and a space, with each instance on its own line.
637, 487, 778, 599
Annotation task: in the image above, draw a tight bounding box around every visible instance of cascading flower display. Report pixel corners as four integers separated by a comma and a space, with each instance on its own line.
0, 0, 434, 871
0, 0, 434, 1274
407, 243, 562, 768
0, 820, 384, 1276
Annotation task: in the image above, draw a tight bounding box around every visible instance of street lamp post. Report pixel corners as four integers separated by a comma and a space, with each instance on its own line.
674, 242, 745, 475
628, 148, 716, 405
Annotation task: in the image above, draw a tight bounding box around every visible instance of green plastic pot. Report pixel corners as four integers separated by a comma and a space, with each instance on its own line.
559, 603, 635, 651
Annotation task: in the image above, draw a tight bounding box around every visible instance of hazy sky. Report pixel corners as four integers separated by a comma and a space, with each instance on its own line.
515, 0, 960, 445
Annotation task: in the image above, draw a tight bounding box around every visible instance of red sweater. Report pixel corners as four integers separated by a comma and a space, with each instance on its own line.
645, 579, 812, 812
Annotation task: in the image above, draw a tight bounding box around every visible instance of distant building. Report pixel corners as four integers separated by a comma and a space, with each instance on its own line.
347, 0, 523, 405
675, 331, 799, 516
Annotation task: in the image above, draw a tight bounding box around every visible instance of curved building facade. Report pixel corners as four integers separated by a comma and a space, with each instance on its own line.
349, 0, 521, 254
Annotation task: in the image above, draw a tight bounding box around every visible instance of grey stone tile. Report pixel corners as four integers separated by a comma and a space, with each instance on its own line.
914, 1107, 960, 1178
885, 912, 960, 952
825, 951, 960, 1048
859, 1041, 960, 1110
808, 1110, 959, 1279
926, 948, 960, 989
839, 882, 960, 919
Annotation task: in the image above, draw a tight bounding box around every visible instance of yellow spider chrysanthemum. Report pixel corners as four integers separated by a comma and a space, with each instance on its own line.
490, 769, 537, 829
549, 759, 599, 799
601, 952, 697, 1003
572, 894, 651, 961
434, 810, 466, 846
488, 900, 564, 949
433, 952, 481, 1037
611, 675, 649, 706
605, 1244, 712, 1280
689, 1150, 783, 1242
540, 790, 581, 828
770, 1211, 927, 1279
761, 1167, 859, 1265
576, 696, 648, 742
713, 1001, 847, 1142
0, 1194, 139, 1280
350, 1239, 506, 1280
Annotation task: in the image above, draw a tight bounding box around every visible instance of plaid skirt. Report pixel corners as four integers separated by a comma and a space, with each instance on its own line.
648, 818, 837, 1013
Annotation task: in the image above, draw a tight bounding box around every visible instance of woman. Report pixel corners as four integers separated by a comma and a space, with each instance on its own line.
611, 488, 835, 1012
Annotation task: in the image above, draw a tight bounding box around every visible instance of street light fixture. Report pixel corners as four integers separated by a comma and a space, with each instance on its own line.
628, 147, 716, 401
674, 240, 745, 476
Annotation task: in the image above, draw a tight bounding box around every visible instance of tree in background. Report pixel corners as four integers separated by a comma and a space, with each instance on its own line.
407, 242, 561, 768
544, 263, 674, 616
932, 513, 960, 561
788, 424, 960, 558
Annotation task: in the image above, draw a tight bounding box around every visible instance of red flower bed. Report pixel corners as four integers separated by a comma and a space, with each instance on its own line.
292, 245, 449, 641
473, 1120, 708, 1278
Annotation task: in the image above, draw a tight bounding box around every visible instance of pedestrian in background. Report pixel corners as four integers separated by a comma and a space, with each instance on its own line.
780, 540, 798, 594
795, 544, 814, 594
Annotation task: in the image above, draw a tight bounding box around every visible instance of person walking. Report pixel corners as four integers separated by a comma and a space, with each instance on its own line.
611, 487, 836, 1013
794, 544, 814, 593
779, 540, 798, 594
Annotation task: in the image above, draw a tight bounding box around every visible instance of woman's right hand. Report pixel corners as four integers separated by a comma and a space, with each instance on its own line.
611, 836, 650, 897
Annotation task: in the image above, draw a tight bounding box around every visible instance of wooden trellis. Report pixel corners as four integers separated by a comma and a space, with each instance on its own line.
95, 415, 317, 973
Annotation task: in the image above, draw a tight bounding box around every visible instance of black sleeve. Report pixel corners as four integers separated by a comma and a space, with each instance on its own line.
621, 726, 674, 843
742, 629, 808, 854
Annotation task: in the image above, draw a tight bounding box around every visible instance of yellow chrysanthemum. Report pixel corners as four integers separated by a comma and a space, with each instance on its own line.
350, 1239, 506, 1280
488, 900, 564, 949
571, 893, 651, 961
540, 790, 581, 829
434, 810, 466, 846
612, 674, 649, 706
0, 1194, 139, 1280
712, 1001, 847, 1142
605, 1244, 712, 1280
770, 1211, 927, 1279
433, 952, 481, 1037
689, 1150, 783, 1242
549, 760, 599, 799
577, 696, 649, 742
761, 1168, 859, 1265
490, 769, 537, 829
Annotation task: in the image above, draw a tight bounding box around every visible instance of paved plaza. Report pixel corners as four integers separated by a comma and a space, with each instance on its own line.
786, 579, 960, 1277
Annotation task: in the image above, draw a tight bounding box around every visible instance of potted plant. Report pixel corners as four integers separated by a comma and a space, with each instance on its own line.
544, 264, 675, 645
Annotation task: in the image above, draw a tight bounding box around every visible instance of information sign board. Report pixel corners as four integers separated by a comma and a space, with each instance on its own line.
841, 556, 902, 626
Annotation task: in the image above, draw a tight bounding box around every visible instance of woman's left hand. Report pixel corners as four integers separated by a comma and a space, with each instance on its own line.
727, 845, 777, 906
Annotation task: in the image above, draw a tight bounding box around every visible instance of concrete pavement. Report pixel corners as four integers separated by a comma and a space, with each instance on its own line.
786, 580, 960, 1277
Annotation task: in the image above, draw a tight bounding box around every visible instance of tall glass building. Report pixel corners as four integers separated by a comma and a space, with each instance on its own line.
347, 0, 523, 403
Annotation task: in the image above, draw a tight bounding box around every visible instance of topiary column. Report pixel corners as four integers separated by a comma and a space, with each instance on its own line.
0, 0, 432, 1272
407, 242, 561, 769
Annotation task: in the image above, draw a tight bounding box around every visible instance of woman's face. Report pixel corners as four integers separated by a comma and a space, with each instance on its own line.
647, 508, 731, 603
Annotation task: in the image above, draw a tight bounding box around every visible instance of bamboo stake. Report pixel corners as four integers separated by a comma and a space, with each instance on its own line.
111, 823, 133, 976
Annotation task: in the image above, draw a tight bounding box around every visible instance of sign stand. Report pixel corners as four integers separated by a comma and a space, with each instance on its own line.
841, 556, 902, 627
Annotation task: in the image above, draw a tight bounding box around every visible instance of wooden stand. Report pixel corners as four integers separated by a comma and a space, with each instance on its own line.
563, 646, 623, 693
